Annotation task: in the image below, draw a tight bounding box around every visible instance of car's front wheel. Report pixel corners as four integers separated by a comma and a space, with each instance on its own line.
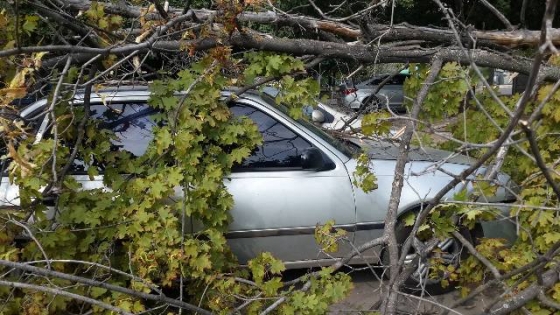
381, 216, 479, 295
359, 95, 381, 112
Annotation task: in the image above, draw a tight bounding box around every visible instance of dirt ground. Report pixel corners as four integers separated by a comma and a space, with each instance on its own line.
329, 269, 499, 315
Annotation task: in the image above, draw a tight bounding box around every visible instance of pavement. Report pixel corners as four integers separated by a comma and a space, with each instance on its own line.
329, 268, 498, 315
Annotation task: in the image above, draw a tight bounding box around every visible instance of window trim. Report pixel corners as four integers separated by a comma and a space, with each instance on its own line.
230, 102, 327, 172
25, 94, 345, 176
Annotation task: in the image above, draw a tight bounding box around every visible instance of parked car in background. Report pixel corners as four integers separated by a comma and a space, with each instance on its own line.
262, 86, 363, 131
1, 86, 517, 293
302, 102, 362, 131
340, 73, 409, 112
491, 69, 516, 96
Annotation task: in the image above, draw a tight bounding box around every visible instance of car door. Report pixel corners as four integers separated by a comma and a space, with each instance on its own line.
226, 100, 356, 266
69, 99, 357, 266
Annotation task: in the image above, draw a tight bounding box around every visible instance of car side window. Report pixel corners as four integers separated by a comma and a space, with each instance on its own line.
72, 103, 156, 173
92, 103, 156, 156
230, 104, 312, 171
69, 102, 314, 173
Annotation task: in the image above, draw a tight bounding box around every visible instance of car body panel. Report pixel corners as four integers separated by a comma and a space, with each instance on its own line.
344, 86, 405, 111
225, 170, 356, 263
222, 98, 357, 264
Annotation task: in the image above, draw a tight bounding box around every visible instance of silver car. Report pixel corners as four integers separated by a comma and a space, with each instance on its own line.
0, 86, 516, 292
341, 73, 409, 112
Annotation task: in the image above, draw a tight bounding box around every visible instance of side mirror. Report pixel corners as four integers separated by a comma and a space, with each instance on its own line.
0, 147, 8, 176
301, 147, 325, 170
311, 110, 325, 123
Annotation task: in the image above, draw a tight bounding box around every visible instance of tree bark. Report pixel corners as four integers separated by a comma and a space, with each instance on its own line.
58, 0, 560, 48
26, 34, 559, 81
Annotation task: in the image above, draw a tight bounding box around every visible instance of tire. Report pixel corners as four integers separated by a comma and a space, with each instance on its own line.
360, 95, 381, 112
381, 216, 478, 295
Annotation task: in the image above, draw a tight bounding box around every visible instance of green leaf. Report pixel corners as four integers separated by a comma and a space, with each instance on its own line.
543, 232, 560, 244
90, 287, 107, 298
403, 212, 416, 227
453, 189, 468, 201
153, 127, 172, 155
22, 16, 39, 35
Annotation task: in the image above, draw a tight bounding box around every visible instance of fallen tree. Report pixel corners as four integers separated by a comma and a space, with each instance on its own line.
0, 1, 559, 315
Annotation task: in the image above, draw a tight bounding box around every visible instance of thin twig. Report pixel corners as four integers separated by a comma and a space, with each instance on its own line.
538, 290, 560, 310
452, 230, 500, 278
478, 0, 514, 30
307, 0, 389, 22
149, 0, 168, 20
7, 219, 51, 270
521, 121, 560, 201
0, 260, 213, 315
25, 259, 162, 294
0, 280, 134, 315
397, 291, 463, 315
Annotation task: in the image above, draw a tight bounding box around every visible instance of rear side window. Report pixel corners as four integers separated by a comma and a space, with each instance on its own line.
71, 103, 156, 173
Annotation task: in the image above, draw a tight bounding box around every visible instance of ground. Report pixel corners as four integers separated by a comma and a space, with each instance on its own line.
329, 268, 497, 314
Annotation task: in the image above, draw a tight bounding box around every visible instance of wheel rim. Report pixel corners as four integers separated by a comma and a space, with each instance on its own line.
404, 237, 461, 287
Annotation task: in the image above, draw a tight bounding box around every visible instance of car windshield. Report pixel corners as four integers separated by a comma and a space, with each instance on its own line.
257, 92, 356, 158
296, 117, 357, 157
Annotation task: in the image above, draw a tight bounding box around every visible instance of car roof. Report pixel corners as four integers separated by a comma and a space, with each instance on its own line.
18, 85, 264, 119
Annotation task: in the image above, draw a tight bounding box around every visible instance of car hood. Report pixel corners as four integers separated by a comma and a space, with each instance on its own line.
349, 139, 475, 165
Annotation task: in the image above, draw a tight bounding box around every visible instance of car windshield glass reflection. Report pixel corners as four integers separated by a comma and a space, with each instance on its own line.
92, 103, 156, 156
72, 103, 156, 173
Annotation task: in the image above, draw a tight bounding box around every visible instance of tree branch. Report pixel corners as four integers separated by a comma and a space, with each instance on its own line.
441, 240, 560, 315
148, 0, 168, 20
478, 0, 514, 30
54, 0, 560, 47
382, 57, 444, 315
452, 230, 501, 278
0, 279, 134, 315
538, 290, 560, 310
486, 264, 560, 315
520, 121, 560, 201
520, 0, 528, 28
0, 260, 213, 315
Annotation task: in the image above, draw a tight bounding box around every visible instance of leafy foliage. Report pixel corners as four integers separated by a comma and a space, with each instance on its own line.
428, 61, 560, 311
314, 220, 348, 253
1, 0, 559, 313
404, 62, 472, 123
352, 152, 378, 192
0, 36, 352, 311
